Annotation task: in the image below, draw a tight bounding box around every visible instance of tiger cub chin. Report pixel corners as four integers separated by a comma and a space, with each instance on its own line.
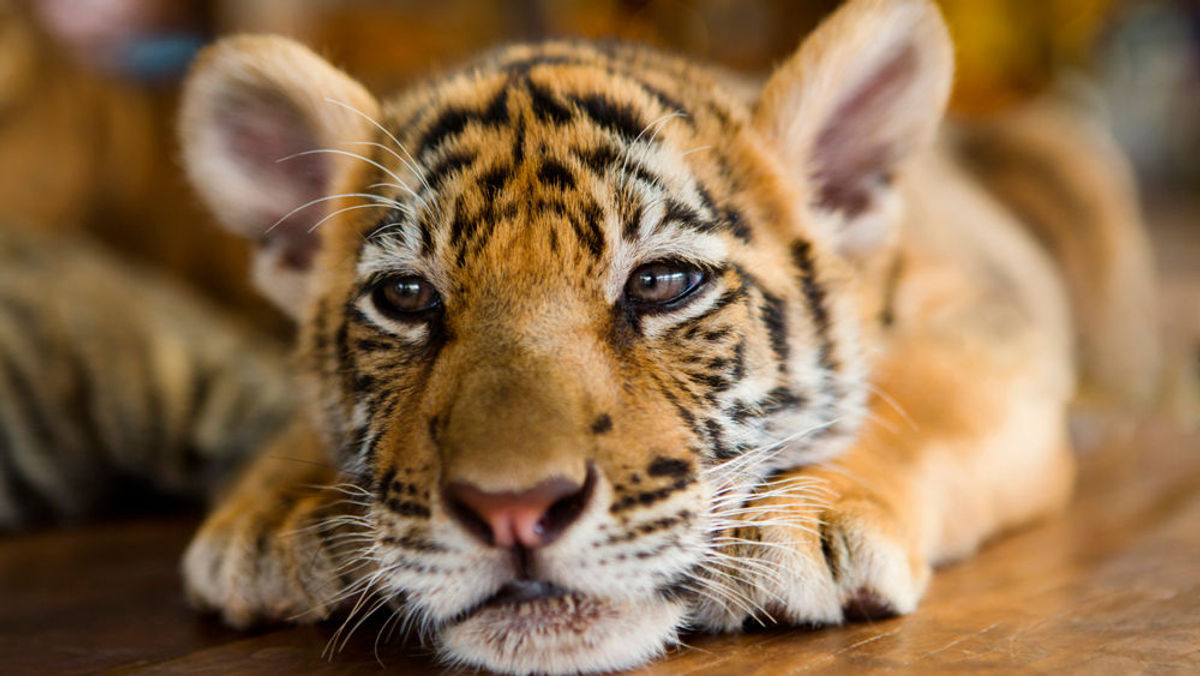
176, 0, 1155, 673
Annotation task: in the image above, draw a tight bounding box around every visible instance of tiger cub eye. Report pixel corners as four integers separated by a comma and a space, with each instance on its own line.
625, 262, 707, 306
372, 275, 441, 318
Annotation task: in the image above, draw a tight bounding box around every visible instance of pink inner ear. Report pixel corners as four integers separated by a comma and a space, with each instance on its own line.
217, 87, 327, 268
811, 45, 917, 217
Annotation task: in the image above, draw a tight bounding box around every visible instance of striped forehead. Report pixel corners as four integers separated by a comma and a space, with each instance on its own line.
355, 58, 741, 295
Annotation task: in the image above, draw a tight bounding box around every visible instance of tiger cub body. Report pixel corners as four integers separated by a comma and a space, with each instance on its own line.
0, 227, 293, 528
177, 0, 1156, 673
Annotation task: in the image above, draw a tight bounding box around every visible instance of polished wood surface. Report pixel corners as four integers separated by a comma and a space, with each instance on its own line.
1, 418, 1196, 674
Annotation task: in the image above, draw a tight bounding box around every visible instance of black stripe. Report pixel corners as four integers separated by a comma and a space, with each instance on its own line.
704, 418, 735, 460
707, 284, 748, 315
462, 204, 505, 267
571, 94, 644, 142
416, 87, 511, 156
647, 456, 691, 479
576, 144, 618, 174
533, 198, 567, 218
695, 182, 718, 217
621, 201, 642, 241
538, 160, 574, 190
761, 387, 806, 417
0, 353, 57, 459
449, 199, 480, 247
425, 150, 476, 189
500, 50, 690, 125
663, 284, 746, 342
627, 160, 664, 189
759, 291, 790, 370
590, 414, 613, 435
685, 369, 729, 393
511, 115, 526, 166
416, 107, 472, 157
525, 78, 574, 124
345, 307, 376, 328
0, 354, 60, 523
790, 240, 838, 372
662, 199, 713, 234
419, 212, 436, 256
728, 386, 808, 424
498, 54, 580, 74
631, 80, 689, 120
355, 337, 399, 353
723, 206, 752, 242
385, 498, 431, 518
0, 420, 55, 526
575, 201, 605, 258
609, 476, 695, 513
480, 165, 510, 197
65, 350, 106, 463
653, 375, 696, 429
663, 199, 699, 225
480, 86, 511, 124
731, 338, 747, 381
352, 373, 376, 395
728, 400, 755, 423
376, 466, 397, 498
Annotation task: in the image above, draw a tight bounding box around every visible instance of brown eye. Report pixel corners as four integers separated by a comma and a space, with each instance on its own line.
371, 275, 441, 318
625, 262, 707, 307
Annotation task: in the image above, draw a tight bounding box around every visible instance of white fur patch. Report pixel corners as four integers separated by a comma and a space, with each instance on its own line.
439, 596, 684, 675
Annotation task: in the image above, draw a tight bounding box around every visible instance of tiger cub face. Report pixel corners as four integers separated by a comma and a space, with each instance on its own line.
181, 0, 951, 671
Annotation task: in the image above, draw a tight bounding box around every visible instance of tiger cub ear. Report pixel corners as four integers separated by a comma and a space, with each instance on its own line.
754, 0, 953, 258
180, 35, 379, 317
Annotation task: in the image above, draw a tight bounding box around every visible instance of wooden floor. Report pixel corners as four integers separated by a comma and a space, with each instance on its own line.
2, 197, 1198, 673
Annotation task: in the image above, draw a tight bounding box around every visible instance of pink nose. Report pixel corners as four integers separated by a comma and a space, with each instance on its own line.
444, 471, 594, 549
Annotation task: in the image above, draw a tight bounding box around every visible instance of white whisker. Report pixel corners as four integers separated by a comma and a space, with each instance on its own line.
324, 97, 444, 219
266, 192, 401, 233
623, 110, 686, 175
866, 382, 919, 432
307, 202, 404, 233
278, 148, 409, 194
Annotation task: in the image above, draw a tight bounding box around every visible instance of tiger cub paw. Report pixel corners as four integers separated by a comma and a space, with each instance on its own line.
182, 494, 365, 629
700, 486, 930, 629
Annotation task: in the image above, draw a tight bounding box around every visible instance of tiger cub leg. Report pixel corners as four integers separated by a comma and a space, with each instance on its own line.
701, 359, 1077, 628
182, 419, 371, 628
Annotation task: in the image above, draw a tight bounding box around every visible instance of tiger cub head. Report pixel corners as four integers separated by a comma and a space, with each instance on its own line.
180, 0, 951, 672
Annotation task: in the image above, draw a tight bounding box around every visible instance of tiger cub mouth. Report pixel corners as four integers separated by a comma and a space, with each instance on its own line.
472, 581, 599, 628
484, 580, 571, 608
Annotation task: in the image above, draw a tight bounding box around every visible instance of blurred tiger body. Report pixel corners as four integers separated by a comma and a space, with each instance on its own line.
173, 0, 1157, 673
0, 227, 294, 528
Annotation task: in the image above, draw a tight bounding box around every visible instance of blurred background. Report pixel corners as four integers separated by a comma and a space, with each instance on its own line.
0, 0, 1196, 381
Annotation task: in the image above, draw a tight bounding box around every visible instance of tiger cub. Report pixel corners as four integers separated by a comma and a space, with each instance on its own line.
177, 0, 1156, 672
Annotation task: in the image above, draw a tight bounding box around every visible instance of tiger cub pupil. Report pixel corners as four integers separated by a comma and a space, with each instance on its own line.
625, 261, 708, 307
372, 275, 441, 318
